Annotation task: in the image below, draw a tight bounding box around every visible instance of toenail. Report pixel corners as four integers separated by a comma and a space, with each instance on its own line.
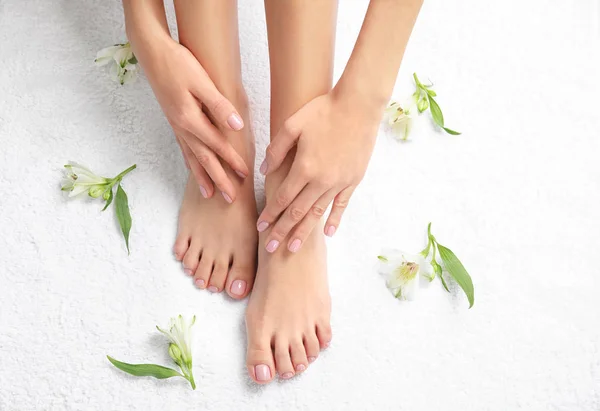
255, 364, 271, 382
257, 221, 269, 232
289, 239, 302, 253
281, 372, 294, 379
296, 364, 306, 372
230, 280, 247, 296
308, 356, 317, 363
208, 285, 219, 293
199, 185, 208, 199
184, 268, 193, 276
323, 341, 330, 348
326, 225, 336, 237
266, 240, 280, 253
195, 279, 205, 288
221, 191, 233, 204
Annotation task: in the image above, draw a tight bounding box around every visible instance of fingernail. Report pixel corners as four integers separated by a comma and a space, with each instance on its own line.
208, 285, 219, 293
289, 239, 302, 253
222, 191, 233, 203
227, 113, 244, 131
308, 356, 317, 363
266, 240, 279, 253
255, 364, 271, 382
199, 185, 208, 199
230, 280, 247, 296
296, 364, 306, 372
281, 372, 294, 379
195, 279, 205, 288
184, 268, 193, 276
257, 221, 269, 232
326, 225, 336, 237
259, 159, 268, 175
236, 170, 247, 178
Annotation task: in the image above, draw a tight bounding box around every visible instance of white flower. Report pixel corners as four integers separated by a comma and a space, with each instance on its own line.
156, 315, 196, 370
384, 101, 413, 141
61, 162, 109, 197
95, 43, 138, 85
378, 250, 425, 301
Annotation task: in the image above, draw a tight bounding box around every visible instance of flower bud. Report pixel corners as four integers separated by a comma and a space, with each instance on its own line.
169, 343, 182, 365
103, 189, 111, 200
417, 97, 429, 113
88, 185, 106, 198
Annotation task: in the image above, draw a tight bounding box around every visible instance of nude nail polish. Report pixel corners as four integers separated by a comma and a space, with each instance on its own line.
195, 279, 205, 288
296, 364, 306, 372
199, 186, 208, 199
259, 159, 268, 175
266, 240, 279, 253
257, 221, 269, 232
184, 268, 193, 276
281, 372, 294, 379
208, 286, 219, 293
326, 225, 336, 237
230, 280, 246, 296
289, 239, 302, 253
227, 113, 244, 131
236, 170, 247, 178
222, 191, 233, 203
255, 364, 271, 382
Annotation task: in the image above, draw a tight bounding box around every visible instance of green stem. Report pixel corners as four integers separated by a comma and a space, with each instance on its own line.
420, 222, 434, 256
113, 164, 137, 182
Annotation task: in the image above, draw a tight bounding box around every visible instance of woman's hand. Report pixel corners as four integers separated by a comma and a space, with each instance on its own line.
132, 35, 248, 202
256, 90, 382, 253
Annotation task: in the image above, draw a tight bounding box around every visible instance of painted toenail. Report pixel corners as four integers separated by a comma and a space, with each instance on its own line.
326, 225, 336, 237
308, 356, 317, 363
195, 279, 205, 288
257, 221, 269, 232
289, 239, 301, 253
230, 280, 247, 296
199, 185, 208, 199
281, 372, 294, 379
323, 341, 330, 348
255, 364, 271, 382
208, 286, 219, 293
266, 240, 280, 253
184, 268, 193, 276
221, 191, 233, 204
296, 364, 306, 372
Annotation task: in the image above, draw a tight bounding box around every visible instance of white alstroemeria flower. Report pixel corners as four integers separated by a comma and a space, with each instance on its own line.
95, 42, 138, 85
156, 315, 196, 388
378, 250, 424, 301
61, 162, 109, 197
384, 101, 414, 141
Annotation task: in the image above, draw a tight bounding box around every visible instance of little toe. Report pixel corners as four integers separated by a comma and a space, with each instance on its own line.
316, 322, 332, 349
182, 244, 200, 276
274, 340, 295, 380
207, 258, 229, 292
193, 253, 213, 289
225, 261, 255, 300
290, 339, 309, 373
304, 334, 320, 364
173, 235, 190, 261
246, 337, 276, 384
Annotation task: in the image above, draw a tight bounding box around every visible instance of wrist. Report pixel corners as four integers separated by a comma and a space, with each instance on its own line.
332, 74, 389, 121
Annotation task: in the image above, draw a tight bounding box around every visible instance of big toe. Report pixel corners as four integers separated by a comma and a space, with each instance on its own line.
246, 341, 275, 384
226, 261, 255, 300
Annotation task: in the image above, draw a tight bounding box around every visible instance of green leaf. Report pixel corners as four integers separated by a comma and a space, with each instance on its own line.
425, 88, 437, 97
107, 356, 182, 379
439, 270, 450, 292
437, 244, 475, 308
102, 188, 114, 211
427, 95, 445, 128
443, 127, 461, 135
128, 55, 138, 65
377, 255, 388, 262
115, 184, 132, 253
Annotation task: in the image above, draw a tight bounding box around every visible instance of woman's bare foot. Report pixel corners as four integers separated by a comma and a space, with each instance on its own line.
245, 176, 332, 382
173, 117, 257, 300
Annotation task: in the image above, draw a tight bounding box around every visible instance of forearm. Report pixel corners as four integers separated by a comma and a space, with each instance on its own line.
122, 0, 171, 55
335, 0, 423, 112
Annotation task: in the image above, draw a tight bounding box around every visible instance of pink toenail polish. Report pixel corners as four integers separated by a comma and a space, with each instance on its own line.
308, 356, 317, 363
227, 113, 244, 131
289, 239, 302, 253
222, 191, 233, 204
195, 279, 205, 288
326, 225, 336, 237
236, 170, 247, 178
266, 240, 279, 253
257, 221, 269, 232
255, 364, 271, 382
259, 159, 268, 175
323, 341, 330, 348
281, 372, 294, 379
184, 268, 193, 276
296, 364, 306, 372
199, 185, 208, 199
230, 280, 247, 296
208, 286, 219, 293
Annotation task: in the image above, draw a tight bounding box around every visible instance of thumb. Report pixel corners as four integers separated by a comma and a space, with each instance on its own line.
260, 119, 301, 175
192, 68, 244, 131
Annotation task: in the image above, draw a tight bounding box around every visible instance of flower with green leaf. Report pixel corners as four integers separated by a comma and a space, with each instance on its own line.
412, 73, 460, 135
108, 315, 197, 390
384, 101, 414, 141
377, 250, 431, 300
95, 42, 138, 85
61, 162, 136, 253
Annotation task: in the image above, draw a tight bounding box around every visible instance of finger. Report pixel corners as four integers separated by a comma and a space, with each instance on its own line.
260, 117, 301, 176
174, 135, 190, 169
324, 186, 356, 237
264, 183, 328, 253
178, 135, 214, 198
182, 131, 237, 203
181, 107, 249, 178
190, 66, 244, 131
288, 189, 337, 253
256, 164, 308, 235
